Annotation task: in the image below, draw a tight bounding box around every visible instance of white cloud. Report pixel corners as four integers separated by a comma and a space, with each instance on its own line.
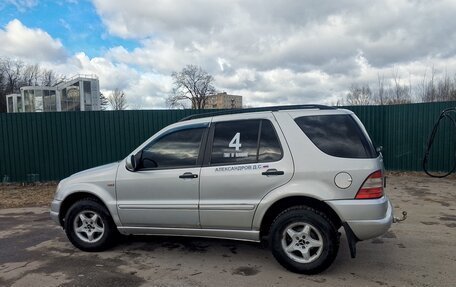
5, 1, 456, 108
0, 19, 67, 62
71, 52, 138, 90
47, 52, 171, 109
92, 0, 232, 39
86, 0, 456, 107
124, 73, 172, 109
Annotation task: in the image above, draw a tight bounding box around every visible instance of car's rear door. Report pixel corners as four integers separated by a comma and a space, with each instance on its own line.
199, 113, 294, 230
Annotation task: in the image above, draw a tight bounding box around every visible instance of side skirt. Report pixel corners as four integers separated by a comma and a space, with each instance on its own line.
117, 226, 261, 242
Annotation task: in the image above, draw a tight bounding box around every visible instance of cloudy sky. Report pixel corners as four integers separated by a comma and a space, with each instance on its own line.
1, 0, 456, 108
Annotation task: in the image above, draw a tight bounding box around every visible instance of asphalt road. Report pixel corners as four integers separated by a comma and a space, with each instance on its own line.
0, 175, 455, 287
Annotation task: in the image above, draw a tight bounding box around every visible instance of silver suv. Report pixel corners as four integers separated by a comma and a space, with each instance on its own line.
50, 105, 393, 274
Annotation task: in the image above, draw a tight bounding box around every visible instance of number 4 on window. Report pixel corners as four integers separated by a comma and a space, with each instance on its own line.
229, 132, 242, 151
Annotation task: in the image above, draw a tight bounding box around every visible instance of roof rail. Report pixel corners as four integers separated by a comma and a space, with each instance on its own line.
179, 104, 336, 121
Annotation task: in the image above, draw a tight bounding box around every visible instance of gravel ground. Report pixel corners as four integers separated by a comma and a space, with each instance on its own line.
0, 174, 455, 287
0, 183, 57, 209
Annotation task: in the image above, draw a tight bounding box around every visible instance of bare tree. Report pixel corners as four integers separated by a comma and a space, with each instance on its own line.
1, 58, 23, 95
344, 69, 414, 106
168, 65, 216, 109
22, 64, 40, 86
389, 69, 412, 104
0, 57, 64, 112
99, 92, 109, 111
41, 69, 53, 86
345, 84, 372, 105
108, 88, 127, 110
376, 73, 385, 105
0, 58, 23, 112
420, 68, 456, 102
420, 67, 438, 102
448, 75, 456, 101
437, 71, 451, 101
0, 70, 5, 111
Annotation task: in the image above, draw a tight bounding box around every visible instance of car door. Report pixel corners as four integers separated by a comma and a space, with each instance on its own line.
116, 123, 208, 228
199, 113, 294, 230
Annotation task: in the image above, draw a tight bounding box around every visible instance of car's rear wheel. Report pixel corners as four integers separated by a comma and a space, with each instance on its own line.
269, 206, 339, 274
64, 198, 118, 251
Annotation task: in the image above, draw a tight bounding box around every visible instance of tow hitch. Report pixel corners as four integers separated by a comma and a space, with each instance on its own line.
343, 210, 408, 259
393, 211, 408, 223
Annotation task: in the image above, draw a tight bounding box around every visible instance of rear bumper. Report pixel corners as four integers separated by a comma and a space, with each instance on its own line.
326, 196, 393, 240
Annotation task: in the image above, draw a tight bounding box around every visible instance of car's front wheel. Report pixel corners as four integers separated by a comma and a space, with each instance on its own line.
269, 206, 339, 274
64, 198, 118, 251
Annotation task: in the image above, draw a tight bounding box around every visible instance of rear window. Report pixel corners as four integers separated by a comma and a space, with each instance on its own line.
295, 114, 376, 158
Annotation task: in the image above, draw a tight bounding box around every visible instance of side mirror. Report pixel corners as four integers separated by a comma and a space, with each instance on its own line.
126, 154, 138, 172
376, 146, 383, 153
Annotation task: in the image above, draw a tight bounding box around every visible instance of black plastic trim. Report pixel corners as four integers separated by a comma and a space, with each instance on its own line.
343, 222, 359, 259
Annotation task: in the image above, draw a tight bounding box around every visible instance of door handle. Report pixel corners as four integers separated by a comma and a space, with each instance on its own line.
179, 172, 198, 179
262, 169, 284, 176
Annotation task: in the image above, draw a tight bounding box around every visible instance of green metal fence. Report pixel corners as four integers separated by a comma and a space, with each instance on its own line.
348, 101, 456, 173
1, 102, 455, 182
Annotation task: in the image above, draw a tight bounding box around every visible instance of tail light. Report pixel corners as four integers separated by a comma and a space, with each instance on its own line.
355, 170, 384, 199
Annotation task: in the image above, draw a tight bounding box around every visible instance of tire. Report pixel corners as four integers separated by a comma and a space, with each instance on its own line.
64, 198, 118, 252
269, 205, 339, 274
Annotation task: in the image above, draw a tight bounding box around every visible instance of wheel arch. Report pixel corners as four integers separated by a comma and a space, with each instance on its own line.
259, 196, 342, 239
59, 192, 111, 228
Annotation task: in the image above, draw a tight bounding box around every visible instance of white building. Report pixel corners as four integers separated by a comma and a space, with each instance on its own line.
6, 74, 100, 113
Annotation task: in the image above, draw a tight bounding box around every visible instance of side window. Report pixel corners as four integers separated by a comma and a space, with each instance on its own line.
140, 128, 204, 169
210, 119, 283, 165
211, 120, 260, 164
258, 120, 283, 162
295, 115, 376, 158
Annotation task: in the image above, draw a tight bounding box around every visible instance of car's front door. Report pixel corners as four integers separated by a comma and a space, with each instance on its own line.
116, 124, 208, 228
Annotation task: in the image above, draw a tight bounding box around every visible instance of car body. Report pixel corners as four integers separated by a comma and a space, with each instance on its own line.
51, 105, 393, 274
